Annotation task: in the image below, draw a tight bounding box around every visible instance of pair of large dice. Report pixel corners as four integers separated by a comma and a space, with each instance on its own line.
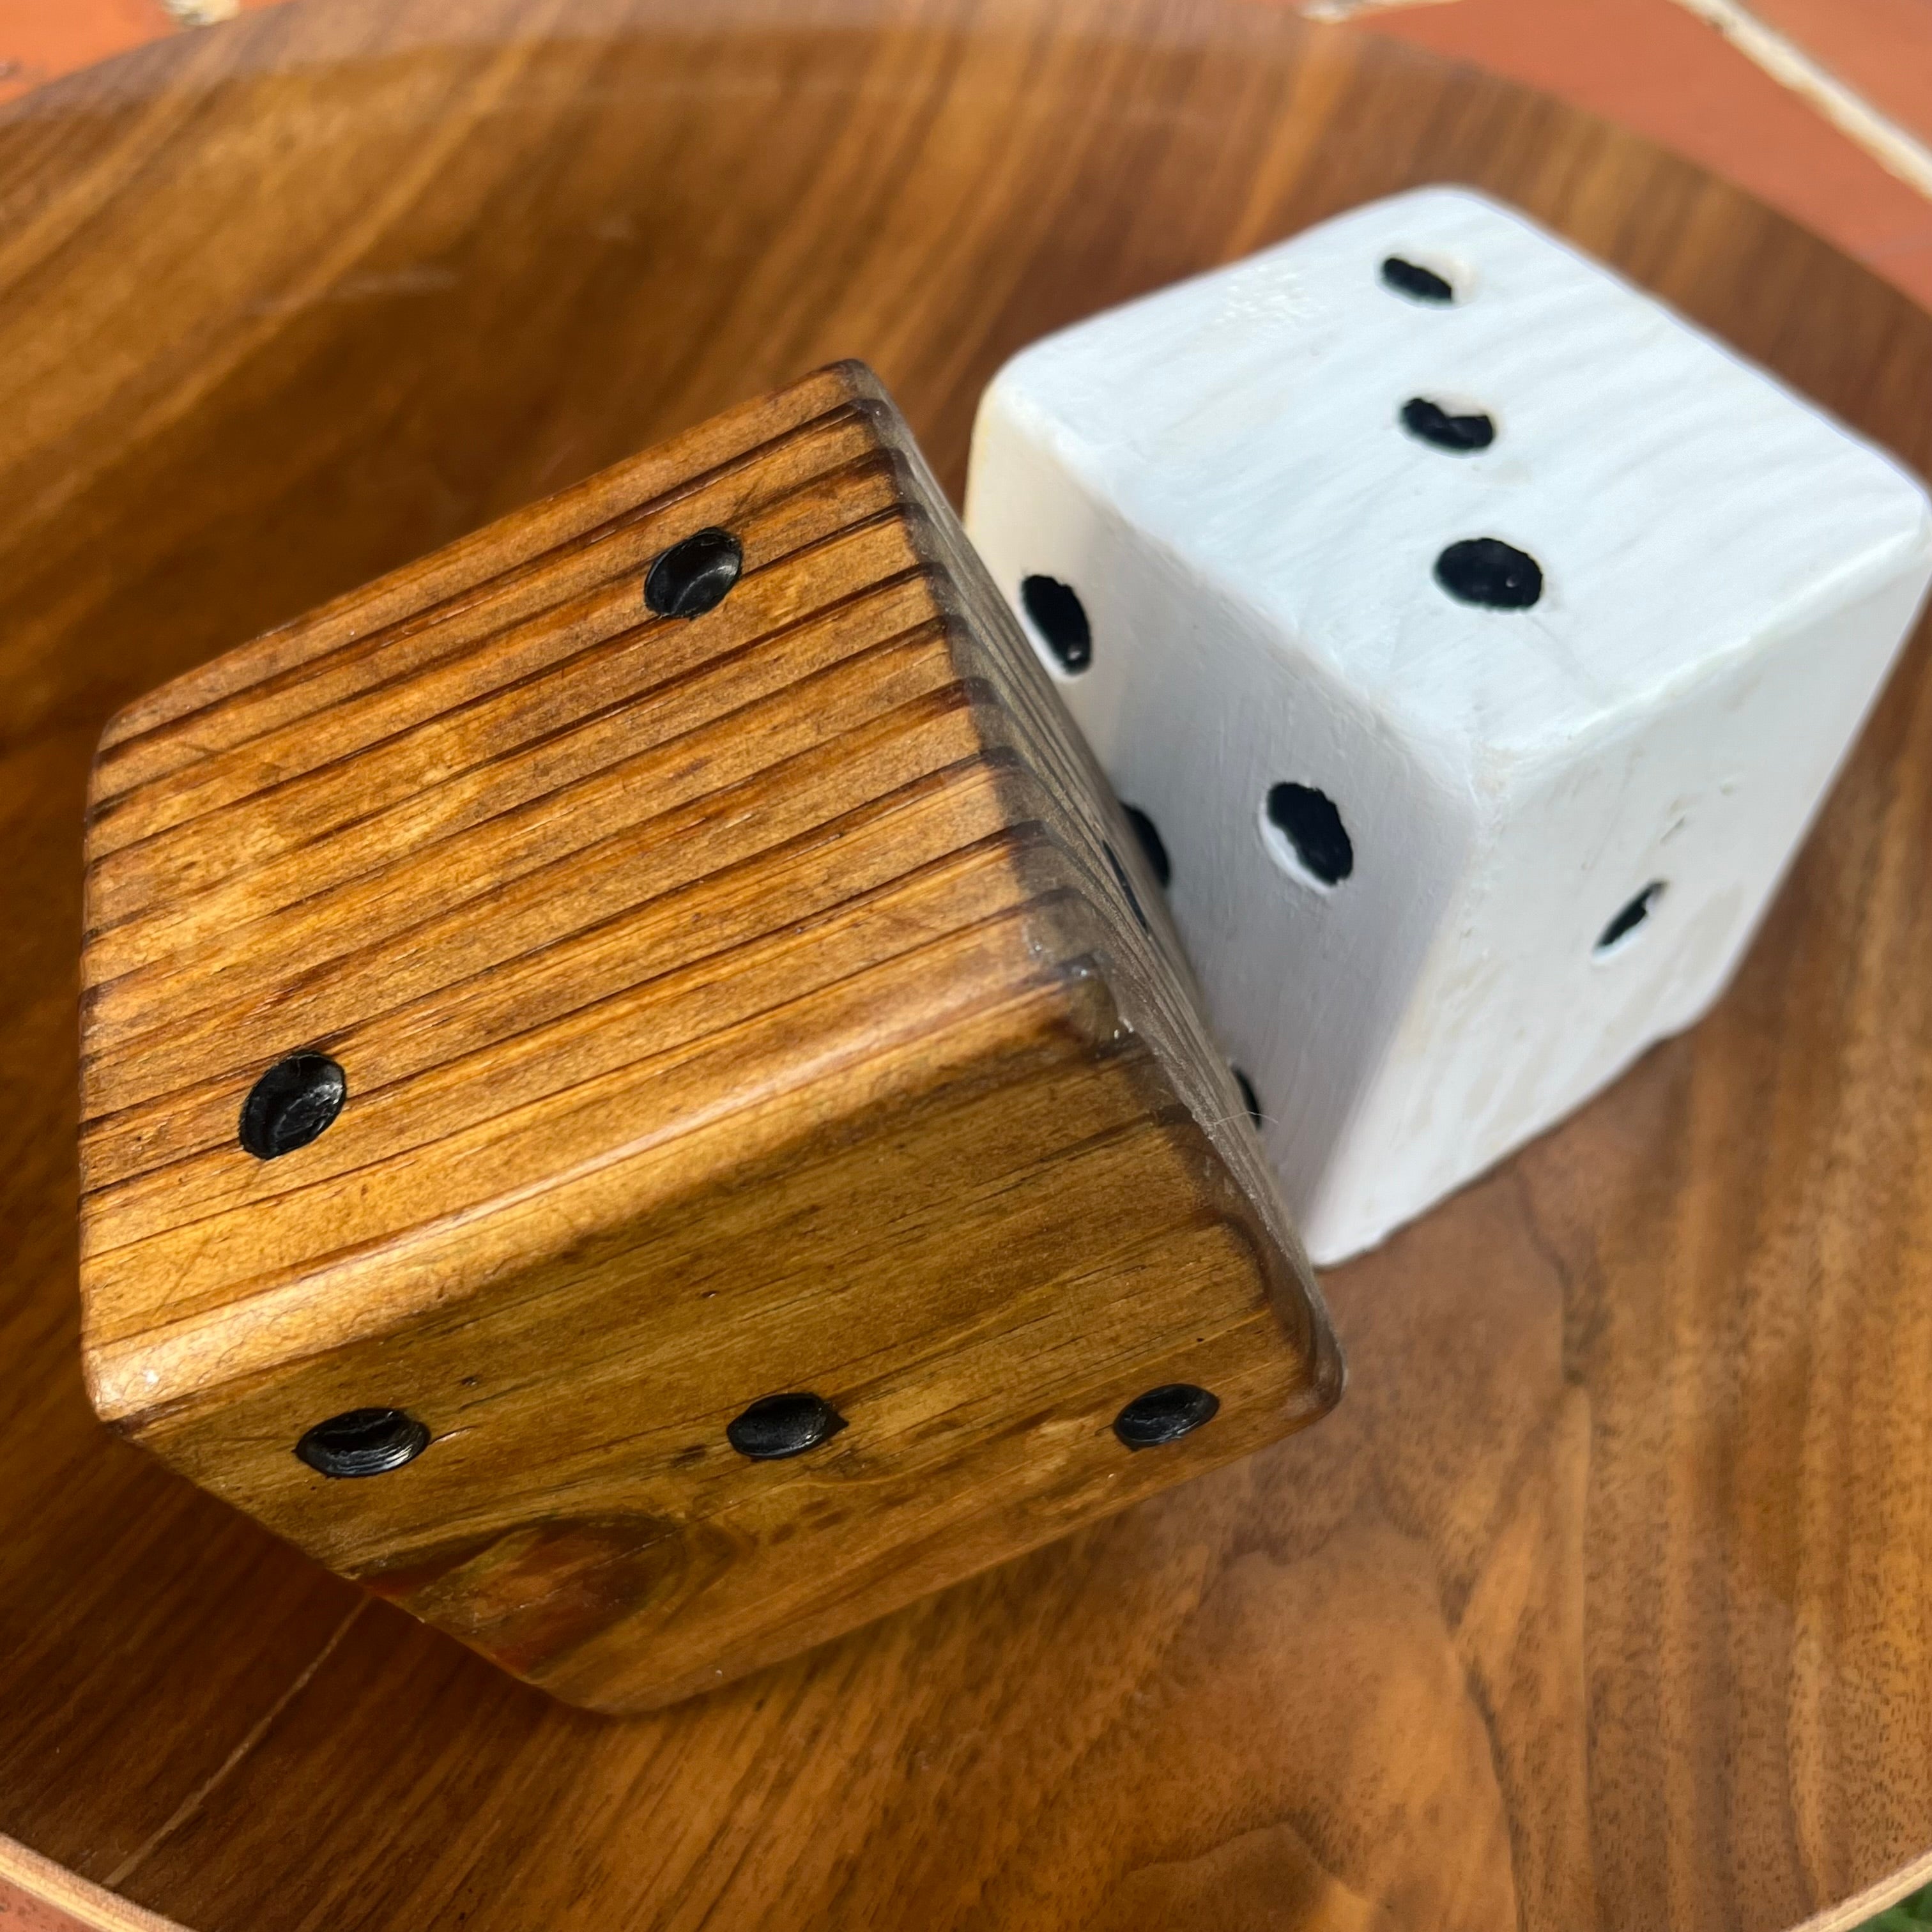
969, 188, 1932, 1262
77, 189, 1931, 1713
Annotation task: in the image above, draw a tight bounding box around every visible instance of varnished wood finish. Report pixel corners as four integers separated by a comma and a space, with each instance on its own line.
77, 361, 1333, 1712
6, 0, 1932, 1920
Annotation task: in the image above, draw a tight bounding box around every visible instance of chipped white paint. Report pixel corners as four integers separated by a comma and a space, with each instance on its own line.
965, 187, 1932, 1262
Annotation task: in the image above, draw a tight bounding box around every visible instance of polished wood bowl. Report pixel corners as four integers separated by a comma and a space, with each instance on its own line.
4, 3, 1932, 1927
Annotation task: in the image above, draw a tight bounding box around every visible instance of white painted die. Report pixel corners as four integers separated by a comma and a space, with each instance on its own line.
965, 187, 1932, 1264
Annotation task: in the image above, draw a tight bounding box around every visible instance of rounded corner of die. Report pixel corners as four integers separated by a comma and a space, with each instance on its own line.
76, 1336, 141, 1435
1305, 1312, 1348, 1421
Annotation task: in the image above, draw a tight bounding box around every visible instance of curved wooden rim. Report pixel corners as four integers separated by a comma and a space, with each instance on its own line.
6, 3, 1932, 1928
0, 1837, 187, 1932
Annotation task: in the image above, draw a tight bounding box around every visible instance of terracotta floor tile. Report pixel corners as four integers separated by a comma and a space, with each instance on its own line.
1349, 0, 1932, 307
1746, 0, 1932, 145
0, 0, 172, 102
0, 0, 285, 103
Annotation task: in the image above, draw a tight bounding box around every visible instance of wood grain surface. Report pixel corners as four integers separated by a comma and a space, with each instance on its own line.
77, 358, 1334, 1712
4, 0, 1932, 1923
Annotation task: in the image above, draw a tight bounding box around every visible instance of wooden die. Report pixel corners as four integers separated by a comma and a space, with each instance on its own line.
77, 364, 1339, 1713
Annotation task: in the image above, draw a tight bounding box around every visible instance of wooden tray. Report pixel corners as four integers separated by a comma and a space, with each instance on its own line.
4, 2, 1931, 1926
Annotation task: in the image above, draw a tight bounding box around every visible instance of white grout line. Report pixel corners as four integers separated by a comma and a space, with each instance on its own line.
1664, 0, 1932, 201
1296, 0, 1932, 207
